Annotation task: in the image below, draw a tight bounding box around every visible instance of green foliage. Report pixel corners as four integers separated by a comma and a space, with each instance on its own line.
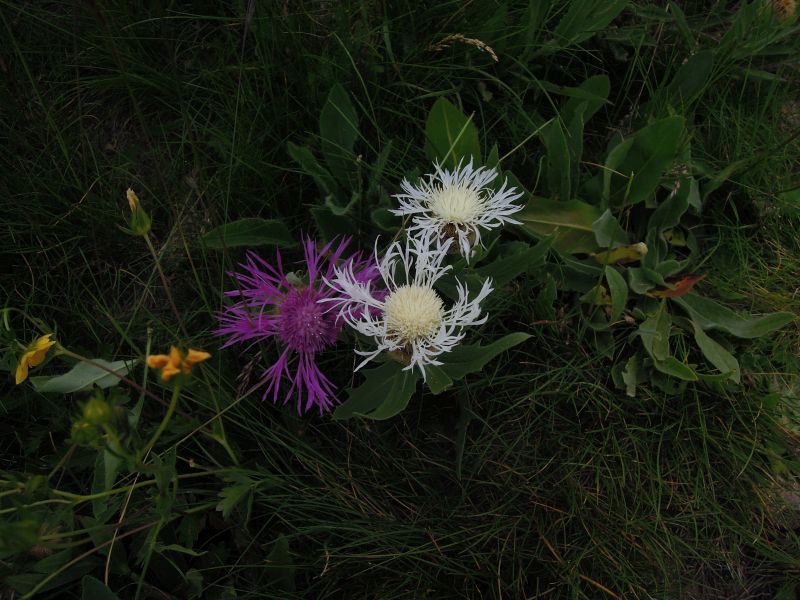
1, 1, 799, 598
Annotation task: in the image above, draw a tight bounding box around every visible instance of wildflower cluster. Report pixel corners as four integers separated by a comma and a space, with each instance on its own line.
216, 160, 523, 415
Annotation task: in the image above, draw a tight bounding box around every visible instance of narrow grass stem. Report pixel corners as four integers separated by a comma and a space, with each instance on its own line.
140, 383, 182, 459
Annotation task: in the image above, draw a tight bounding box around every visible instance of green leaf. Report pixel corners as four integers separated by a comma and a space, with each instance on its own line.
287, 142, 339, 198
266, 534, 296, 592
517, 197, 603, 254
425, 97, 481, 168
562, 75, 610, 126
81, 575, 118, 600
621, 354, 640, 397
475, 238, 552, 286
155, 543, 207, 557
334, 360, 421, 420
674, 293, 795, 339
541, 119, 571, 201
319, 83, 359, 177
31, 359, 136, 394
311, 205, 357, 241
691, 321, 740, 383
550, 0, 628, 49
652, 356, 698, 381
605, 267, 628, 321
217, 477, 253, 520
604, 116, 685, 207
592, 209, 629, 248
667, 49, 714, 106
439, 333, 531, 380
638, 302, 671, 362
424, 364, 454, 395
202, 218, 295, 250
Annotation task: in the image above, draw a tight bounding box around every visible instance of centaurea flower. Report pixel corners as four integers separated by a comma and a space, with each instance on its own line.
325, 234, 493, 379
391, 160, 524, 259
217, 238, 376, 414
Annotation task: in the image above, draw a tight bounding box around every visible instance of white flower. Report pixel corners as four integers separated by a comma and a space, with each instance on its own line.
391, 160, 525, 259
325, 235, 493, 379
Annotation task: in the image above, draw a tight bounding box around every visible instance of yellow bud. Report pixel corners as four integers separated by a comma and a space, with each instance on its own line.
126, 188, 140, 212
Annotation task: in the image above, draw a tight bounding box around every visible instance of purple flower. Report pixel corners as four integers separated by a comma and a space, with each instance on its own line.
216, 237, 377, 415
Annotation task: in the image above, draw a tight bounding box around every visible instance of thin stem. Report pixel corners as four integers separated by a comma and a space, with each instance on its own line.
143, 233, 189, 338
139, 383, 182, 459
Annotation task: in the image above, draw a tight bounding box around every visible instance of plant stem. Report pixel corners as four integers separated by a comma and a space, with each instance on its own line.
140, 383, 182, 459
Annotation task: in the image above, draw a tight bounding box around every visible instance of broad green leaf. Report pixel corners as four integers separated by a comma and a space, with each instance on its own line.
517, 197, 603, 254
371, 207, 399, 231
81, 575, 118, 600
287, 142, 339, 197
319, 83, 359, 177
652, 356, 698, 381
592, 209, 629, 248
541, 119, 571, 201
334, 360, 420, 420
643, 189, 690, 268
311, 205, 357, 241
605, 267, 628, 321
202, 218, 295, 250
674, 293, 795, 339
692, 321, 740, 383
440, 333, 531, 380
425, 364, 453, 395
425, 97, 481, 168
667, 50, 714, 106
485, 143, 500, 170
638, 302, 671, 362
604, 116, 685, 207
475, 238, 552, 286
562, 75, 610, 126
31, 359, 136, 394
550, 0, 628, 49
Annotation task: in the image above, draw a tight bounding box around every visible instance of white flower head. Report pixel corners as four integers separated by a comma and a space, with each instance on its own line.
325, 234, 493, 380
391, 159, 525, 259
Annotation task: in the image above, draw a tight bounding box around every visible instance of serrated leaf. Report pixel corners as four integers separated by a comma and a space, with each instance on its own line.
202, 218, 295, 250
425, 97, 481, 168
674, 293, 795, 339
424, 364, 453, 395
216, 481, 252, 520
517, 197, 603, 254
31, 359, 136, 394
334, 360, 420, 420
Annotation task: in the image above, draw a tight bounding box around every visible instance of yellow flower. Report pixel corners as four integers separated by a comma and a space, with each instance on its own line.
15, 334, 56, 385
147, 346, 211, 381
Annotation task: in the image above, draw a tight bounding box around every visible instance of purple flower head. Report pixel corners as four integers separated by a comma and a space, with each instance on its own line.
216, 237, 378, 415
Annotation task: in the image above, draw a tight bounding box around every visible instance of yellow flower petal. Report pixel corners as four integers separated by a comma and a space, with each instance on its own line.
160, 362, 181, 381
15, 359, 29, 385
169, 346, 183, 368
126, 188, 140, 211
26, 349, 49, 368
32, 334, 55, 352
185, 349, 211, 365
147, 354, 171, 369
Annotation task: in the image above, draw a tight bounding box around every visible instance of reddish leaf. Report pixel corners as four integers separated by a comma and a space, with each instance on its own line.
649, 274, 706, 298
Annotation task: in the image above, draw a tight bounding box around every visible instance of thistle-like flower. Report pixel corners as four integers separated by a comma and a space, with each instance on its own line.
325, 235, 493, 379
391, 160, 524, 258
216, 238, 376, 415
